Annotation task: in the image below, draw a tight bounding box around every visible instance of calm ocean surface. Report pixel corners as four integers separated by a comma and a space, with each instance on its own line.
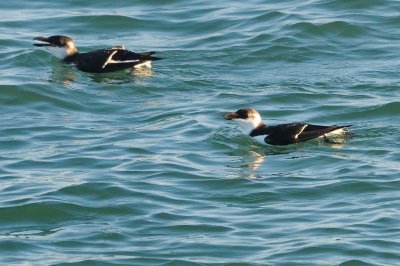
1, 0, 400, 265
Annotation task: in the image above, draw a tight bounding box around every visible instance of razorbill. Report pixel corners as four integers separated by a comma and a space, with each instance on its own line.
33, 35, 161, 73
223, 108, 352, 145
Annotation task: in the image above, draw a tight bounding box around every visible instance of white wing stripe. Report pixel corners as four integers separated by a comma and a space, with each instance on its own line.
102, 50, 118, 69
294, 124, 308, 139
107, 59, 140, 64
102, 50, 140, 69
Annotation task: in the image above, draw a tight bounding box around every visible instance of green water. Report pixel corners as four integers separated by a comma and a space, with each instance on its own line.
1, 1, 400, 265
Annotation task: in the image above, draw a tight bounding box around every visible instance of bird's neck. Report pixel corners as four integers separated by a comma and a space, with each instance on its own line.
64, 51, 79, 62
249, 123, 268, 137
237, 119, 265, 136
69, 47, 78, 55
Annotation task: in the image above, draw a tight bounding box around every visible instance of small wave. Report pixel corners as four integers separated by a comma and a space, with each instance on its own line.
288, 21, 368, 38
339, 102, 400, 121
316, 0, 387, 10
0, 84, 84, 111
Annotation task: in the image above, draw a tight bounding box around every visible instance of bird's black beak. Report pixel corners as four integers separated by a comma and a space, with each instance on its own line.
223, 112, 238, 120
33, 36, 53, 47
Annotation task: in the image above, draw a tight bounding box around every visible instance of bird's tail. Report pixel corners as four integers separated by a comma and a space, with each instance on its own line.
339, 125, 352, 129
140, 51, 162, 61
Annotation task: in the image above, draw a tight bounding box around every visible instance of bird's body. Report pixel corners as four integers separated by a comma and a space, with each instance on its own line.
223, 108, 351, 145
63, 48, 157, 73
33, 35, 161, 73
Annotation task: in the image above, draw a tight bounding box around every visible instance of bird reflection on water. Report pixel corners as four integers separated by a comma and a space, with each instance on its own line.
45, 62, 154, 85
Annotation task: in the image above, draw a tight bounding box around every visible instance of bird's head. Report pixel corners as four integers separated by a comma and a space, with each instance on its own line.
33, 35, 77, 59
223, 108, 264, 135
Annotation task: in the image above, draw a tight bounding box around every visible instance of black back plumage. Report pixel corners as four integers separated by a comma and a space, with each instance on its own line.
251, 123, 349, 145
65, 48, 161, 73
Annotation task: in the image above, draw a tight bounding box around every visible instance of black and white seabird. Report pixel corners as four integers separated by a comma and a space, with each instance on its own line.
223, 108, 352, 145
33, 35, 161, 73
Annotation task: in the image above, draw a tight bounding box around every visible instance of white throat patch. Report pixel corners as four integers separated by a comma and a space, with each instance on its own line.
46, 46, 70, 59
235, 117, 262, 135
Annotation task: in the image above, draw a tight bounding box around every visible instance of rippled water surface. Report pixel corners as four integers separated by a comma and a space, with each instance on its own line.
1, 0, 400, 265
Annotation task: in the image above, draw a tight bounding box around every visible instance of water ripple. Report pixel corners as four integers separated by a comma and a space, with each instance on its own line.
1, 0, 400, 265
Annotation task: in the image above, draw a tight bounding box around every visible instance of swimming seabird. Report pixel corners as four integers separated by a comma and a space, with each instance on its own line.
223, 108, 352, 145
33, 35, 161, 73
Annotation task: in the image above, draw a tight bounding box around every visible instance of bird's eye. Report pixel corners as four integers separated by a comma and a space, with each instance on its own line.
236, 109, 248, 118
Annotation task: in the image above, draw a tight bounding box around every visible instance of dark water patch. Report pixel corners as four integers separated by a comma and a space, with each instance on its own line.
0, 84, 84, 111
245, 33, 274, 45
316, 0, 391, 11
288, 21, 368, 39
4, 153, 120, 173
246, 10, 290, 24
75, 15, 146, 31
0, 201, 105, 226
339, 102, 400, 120
338, 260, 376, 266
